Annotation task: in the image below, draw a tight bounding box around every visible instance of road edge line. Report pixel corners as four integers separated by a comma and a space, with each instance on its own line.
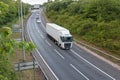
71, 49, 116, 80
74, 42, 120, 71
27, 16, 59, 80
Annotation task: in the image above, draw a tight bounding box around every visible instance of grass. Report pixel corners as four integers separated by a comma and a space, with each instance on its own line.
10, 13, 45, 80
10, 37, 44, 80
12, 32, 22, 39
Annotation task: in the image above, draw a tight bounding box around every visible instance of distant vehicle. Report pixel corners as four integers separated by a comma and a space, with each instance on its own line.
36, 17, 39, 20
46, 23, 73, 49
36, 13, 39, 19
33, 4, 40, 9
36, 13, 39, 16
36, 19, 41, 23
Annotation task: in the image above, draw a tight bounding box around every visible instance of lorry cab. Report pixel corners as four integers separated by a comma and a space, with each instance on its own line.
59, 30, 73, 49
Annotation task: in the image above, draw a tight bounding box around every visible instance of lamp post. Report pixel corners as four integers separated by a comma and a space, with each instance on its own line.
20, 0, 26, 61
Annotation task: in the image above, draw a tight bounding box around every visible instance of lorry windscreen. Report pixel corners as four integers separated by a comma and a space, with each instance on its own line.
60, 37, 73, 42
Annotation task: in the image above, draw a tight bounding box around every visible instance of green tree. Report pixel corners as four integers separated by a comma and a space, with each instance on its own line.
0, 0, 32, 79
82, 0, 120, 21
0, 27, 35, 80
0, 0, 30, 26
0, 2, 9, 15
0, 2, 9, 26
45, 0, 120, 55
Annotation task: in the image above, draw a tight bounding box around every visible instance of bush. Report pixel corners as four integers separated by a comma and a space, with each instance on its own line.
45, 0, 120, 54
77, 19, 95, 35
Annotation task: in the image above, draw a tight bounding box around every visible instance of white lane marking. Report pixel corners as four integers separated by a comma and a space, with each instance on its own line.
27, 21, 51, 80
36, 49, 59, 80
38, 30, 40, 33
41, 22, 46, 30
38, 30, 45, 39
34, 20, 39, 30
27, 23, 59, 80
45, 40, 51, 46
32, 54, 49, 80
70, 64, 89, 80
41, 34, 45, 39
70, 49, 116, 80
54, 49, 64, 59
74, 43, 120, 71
75, 41, 120, 61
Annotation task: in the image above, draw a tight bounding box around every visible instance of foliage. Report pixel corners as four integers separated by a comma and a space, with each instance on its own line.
82, 0, 120, 21
0, 0, 30, 27
0, 27, 36, 80
45, 0, 120, 55
46, 0, 73, 12
0, 2, 9, 15
0, 0, 31, 80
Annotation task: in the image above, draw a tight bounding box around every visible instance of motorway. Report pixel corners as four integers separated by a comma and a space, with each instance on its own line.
27, 10, 120, 80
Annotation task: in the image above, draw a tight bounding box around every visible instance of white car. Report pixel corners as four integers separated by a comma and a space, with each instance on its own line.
37, 19, 41, 23
36, 13, 39, 16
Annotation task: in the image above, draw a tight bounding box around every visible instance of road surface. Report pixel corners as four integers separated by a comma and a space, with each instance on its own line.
27, 10, 120, 80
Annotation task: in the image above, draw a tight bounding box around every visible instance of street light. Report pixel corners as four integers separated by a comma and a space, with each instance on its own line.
20, 0, 26, 61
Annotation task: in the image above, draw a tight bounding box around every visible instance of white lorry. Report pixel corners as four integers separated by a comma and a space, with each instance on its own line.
46, 23, 73, 49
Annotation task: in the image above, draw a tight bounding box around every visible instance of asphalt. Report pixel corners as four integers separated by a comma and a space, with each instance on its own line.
27, 10, 120, 80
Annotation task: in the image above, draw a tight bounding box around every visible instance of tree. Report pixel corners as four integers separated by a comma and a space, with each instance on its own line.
45, 0, 120, 54
0, 0, 30, 26
0, 27, 36, 80
0, 0, 33, 79
82, 0, 120, 21
0, 2, 9, 15
0, 2, 9, 26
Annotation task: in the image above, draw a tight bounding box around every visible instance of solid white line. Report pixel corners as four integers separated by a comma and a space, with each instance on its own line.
54, 49, 64, 59
70, 49, 116, 80
75, 41, 120, 61
32, 54, 49, 80
45, 40, 51, 46
27, 21, 50, 80
74, 43, 120, 71
36, 49, 59, 80
27, 20, 59, 80
70, 64, 89, 80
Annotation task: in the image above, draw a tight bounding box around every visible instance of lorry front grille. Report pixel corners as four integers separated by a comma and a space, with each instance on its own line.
64, 43, 71, 49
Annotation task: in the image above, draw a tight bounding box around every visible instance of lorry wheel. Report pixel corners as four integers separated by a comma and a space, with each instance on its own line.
58, 44, 61, 47
55, 41, 57, 45
59, 44, 62, 49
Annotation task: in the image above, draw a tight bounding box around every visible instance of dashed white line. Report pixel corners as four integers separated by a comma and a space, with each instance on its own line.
70, 64, 89, 80
41, 34, 45, 39
38, 30, 40, 33
70, 49, 116, 80
27, 22, 59, 80
45, 40, 51, 46
54, 49, 64, 59
38, 30, 45, 39
34, 22, 38, 30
